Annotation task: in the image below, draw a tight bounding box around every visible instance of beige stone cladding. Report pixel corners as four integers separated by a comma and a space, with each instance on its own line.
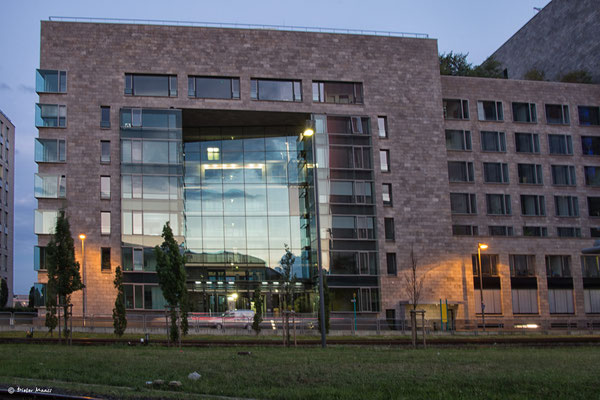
38, 21, 445, 317
442, 75, 600, 320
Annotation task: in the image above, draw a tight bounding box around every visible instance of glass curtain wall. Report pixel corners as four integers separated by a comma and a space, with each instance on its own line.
183, 124, 316, 313
119, 108, 182, 309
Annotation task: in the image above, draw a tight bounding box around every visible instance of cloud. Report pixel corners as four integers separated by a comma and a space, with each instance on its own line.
18, 84, 35, 94
0, 83, 10, 91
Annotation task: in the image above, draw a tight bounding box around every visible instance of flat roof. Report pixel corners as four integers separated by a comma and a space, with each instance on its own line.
47, 16, 429, 39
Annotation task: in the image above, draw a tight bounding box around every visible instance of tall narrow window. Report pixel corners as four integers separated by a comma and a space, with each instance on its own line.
377, 116, 388, 138
382, 183, 392, 206
101, 211, 111, 235
100, 176, 111, 199
101, 141, 110, 163
386, 253, 397, 275
380, 150, 390, 172
101, 106, 110, 128
384, 218, 395, 240
101, 247, 111, 271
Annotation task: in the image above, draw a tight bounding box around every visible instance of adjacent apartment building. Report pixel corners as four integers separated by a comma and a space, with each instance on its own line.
34, 19, 600, 327
0, 110, 15, 307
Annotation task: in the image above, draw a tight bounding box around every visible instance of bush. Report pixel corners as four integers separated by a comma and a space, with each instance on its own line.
560, 70, 592, 84
524, 68, 545, 81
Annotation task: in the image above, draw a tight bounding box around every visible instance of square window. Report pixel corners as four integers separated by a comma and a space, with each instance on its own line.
578, 106, 600, 126
515, 132, 540, 153
448, 161, 474, 182
445, 130, 471, 151
551, 165, 576, 186
483, 162, 509, 183
521, 195, 545, 216
443, 99, 469, 120
477, 101, 503, 121
588, 197, 600, 217
480, 131, 506, 152
584, 166, 600, 186
548, 134, 573, 155
450, 193, 477, 214
545, 104, 570, 125
486, 194, 511, 215
517, 164, 543, 184
512, 102, 537, 123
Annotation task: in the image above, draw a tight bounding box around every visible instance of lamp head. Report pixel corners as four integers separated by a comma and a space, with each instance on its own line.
79, 234, 86, 240
303, 128, 314, 137
478, 243, 488, 250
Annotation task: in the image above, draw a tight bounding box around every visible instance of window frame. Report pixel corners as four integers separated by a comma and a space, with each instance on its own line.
382, 183, 392, 206
312, 81, 363, 104
578, 105, 600, 126
384, 217, 395, 241
386, 253, 397, 276
486, 193, 512, 216
520, 195, 546, 216
515, 132, 540, 154
251, 78, 302, 102
124, 73, 178, 97
480, 131, 506, 152
477, 100, 504, 122
35, 69, 67, 93
445, 130, 472, 151
187, 76, 240, 99
551, 165, 576, 186
548, 134, 573, 155
517, 163, 543, 185
450, 192, 477, 215
379, 149, 390, 172
377, 116, 388, 138
443, 99, 469, 120
35, 104, 67, 128
545, 104, 570, 125
483, 162, 509, 184
100, 106, 110, 128
101, 211, 111, 235
101, 247, 111, 271
512, 102, 537, 123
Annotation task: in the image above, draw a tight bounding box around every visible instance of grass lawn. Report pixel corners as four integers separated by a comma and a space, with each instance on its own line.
1, 344, 599, 399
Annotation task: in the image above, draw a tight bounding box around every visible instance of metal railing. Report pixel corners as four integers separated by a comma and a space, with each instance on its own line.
47, 17, 429, 39
2, 311, 600, 336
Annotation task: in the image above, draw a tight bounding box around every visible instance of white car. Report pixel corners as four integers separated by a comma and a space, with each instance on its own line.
213, 310, 255, 330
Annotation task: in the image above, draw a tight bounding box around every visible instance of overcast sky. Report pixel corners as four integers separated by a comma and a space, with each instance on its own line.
1, 0, 550, 294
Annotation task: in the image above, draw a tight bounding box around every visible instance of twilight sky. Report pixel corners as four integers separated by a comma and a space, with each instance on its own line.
0, 0, 550, 294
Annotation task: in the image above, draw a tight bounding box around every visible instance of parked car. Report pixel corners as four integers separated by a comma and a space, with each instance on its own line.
213, 310, 255, 330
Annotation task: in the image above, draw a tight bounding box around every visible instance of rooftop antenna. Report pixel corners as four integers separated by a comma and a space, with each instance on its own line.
533, 7, 542, 12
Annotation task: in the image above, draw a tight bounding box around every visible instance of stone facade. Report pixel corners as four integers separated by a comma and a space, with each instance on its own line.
0, 110, 14, 307
36, 20, 600, 325
491, 0, 600, 83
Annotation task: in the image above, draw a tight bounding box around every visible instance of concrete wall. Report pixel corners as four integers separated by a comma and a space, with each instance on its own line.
491, 0, 600, 83
0, 110, 14, 308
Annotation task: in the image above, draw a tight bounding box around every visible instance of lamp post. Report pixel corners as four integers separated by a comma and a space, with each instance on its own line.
477, 243, 488, 332
302, 121, 327, 348
79, 234, 86, 324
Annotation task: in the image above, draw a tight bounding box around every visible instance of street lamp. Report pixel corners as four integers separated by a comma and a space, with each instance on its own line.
79, 234, 86, 323
477, 243, 488, 332
302, 120, 326, 348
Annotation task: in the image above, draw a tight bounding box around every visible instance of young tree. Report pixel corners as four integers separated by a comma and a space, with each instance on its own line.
279, 244, 296, 310
470, 57, 504, 78
252, 285, 263, 335
560, 70, 592, 84
112, 266, 127, 337
45, 211, 84, 338
402, 245, 429, 347
44, 284, 57, 335
0, 278, 7, 308
155, 222, 188, 343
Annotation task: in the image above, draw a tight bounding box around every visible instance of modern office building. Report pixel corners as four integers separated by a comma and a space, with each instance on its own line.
34, 19, 600, 327
0, 110, 15, 308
